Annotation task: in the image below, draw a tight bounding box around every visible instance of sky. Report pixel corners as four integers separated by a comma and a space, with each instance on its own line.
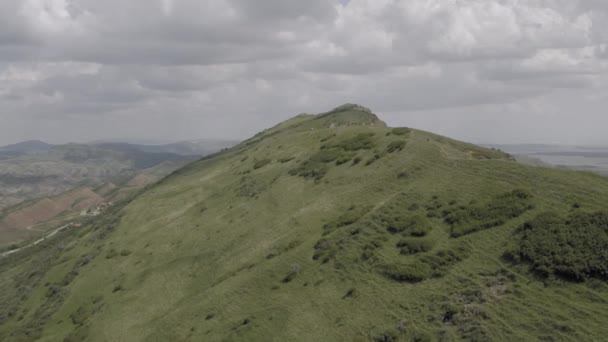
1, 0, 607, 146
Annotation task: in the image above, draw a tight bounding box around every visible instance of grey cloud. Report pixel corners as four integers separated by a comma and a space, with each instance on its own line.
0, 0, 607, 146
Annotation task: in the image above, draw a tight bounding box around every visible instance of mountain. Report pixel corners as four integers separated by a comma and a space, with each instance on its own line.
0, 139, 235, 212
1, 104, 607, 341
0, 140, 53, 154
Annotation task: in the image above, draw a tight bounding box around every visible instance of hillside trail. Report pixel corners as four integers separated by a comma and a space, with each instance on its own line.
1, 223, 73, 258
26, 222, 48, 232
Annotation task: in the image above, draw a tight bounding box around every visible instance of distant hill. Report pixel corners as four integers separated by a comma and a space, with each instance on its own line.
94, 139, 238, 157
1, 105, 607, 341
0, 140, 53, 153
0, 139, 235, 212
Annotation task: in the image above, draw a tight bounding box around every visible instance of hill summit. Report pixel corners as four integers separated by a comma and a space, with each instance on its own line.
1, 106, 608, 341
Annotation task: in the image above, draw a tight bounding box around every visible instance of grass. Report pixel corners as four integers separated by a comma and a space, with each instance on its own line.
1, 105, 608, 341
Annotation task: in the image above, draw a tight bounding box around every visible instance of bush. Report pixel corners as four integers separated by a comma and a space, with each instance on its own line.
510, 211, 608, 280
380, 261, 432, 282
289, 161, 328, 181
397, 239, 434, 254
105, 249, 118, 259
331, 133, 376, 151
253, 159, 271, 170
323, 206, 370, 235
446, 189, 534, 237
387, 141, 406, 153
366, 152, 386, 166
282, 264, 301, 283
279, 157, 295, 163
392, 127, 411, 136
384, 215, 432, 237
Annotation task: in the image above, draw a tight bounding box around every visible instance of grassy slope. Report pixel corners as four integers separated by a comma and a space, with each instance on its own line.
1, 107, 608, 341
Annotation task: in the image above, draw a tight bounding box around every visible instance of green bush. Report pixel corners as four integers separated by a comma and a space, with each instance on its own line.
387, 141, 406, 153
365, 152, 386, 166
380, 261, 433, 282
315, 149, 343, 163
105, 249, 118, 259
289, 161, 328, 181
509, 211, 608, 280
383, 215, 432, 237
446, 189, 534, 237
331, 133, 376, 151
397, 238, 434, 255
392, 127, 411, 136
323, 206, 370, 235
279, 157, 295, 163
282, 264, 301, 283
253, 159, 271, 170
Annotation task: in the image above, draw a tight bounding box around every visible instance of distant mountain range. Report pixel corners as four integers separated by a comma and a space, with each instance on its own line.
0, 139, 237, 212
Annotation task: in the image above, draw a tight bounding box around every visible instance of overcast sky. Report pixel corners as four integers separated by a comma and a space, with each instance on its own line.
1, 0, 607, 146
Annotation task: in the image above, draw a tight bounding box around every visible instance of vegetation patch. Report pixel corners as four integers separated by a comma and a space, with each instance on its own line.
380, 246, 468, 283
391, 127, 411, 136
396, 238, 434, 255
278, 156, 295, 163
325, 133, 376, 151
507, 211, 608, 281
445, 189, 534, 237
237, 177, 265, 198
322, 205, 371, 235
376, 213, 432, 237
253, 158, 271, 170
291, 134, 374, 180
387, 140, 406, 153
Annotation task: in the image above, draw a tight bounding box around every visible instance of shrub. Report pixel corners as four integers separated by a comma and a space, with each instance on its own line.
397, 171, 410, 179
289, 161, 328, 181
397, 239, 434, 255
323, 206, 370, 235
253, 158, 271, 170
365, 152, 386, 166
387, 140, 406, 153
315, 149, 343, 163
509, 211, 608, 280
282, 264, 302, 283
370, 329, 399, 342
238, 178, 265, 198
380, 261, 433, 282
279, 157, 295, 163
392, 127, 411, 136
332, 133, 376, 151
384, 215, 432, 237
335, 155, 353, 165
105, 249, 118, 259
446, 189, 534, 237
421, 248, 466, 277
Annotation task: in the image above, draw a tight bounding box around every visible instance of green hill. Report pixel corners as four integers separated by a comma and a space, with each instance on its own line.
1, 105, 608, 341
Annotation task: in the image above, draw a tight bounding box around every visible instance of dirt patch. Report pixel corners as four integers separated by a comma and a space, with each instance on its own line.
0, 188, 104, 231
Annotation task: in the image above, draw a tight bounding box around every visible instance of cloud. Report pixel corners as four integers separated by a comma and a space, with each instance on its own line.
0, 0, 607, 145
